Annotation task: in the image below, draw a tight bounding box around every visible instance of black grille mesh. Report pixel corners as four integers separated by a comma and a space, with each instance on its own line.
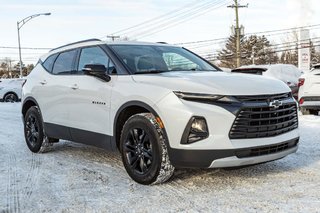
235, 139, 298, 158
230, 93, 298, 139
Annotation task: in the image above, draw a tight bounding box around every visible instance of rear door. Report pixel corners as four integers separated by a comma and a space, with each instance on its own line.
67, 46, 115, 149
36, 49, 78, 140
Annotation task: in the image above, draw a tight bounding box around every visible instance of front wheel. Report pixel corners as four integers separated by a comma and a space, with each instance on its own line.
120, 113, 174, 185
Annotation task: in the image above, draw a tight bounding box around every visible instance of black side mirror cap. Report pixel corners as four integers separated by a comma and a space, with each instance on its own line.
82, 64, 111, 82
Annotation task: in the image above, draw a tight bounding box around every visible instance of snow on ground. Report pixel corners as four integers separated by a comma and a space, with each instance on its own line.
0, 103, 320, 212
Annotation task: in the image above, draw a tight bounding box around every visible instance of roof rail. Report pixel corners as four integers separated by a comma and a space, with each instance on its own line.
157, 42, 168, 44
50, 38, 102, 52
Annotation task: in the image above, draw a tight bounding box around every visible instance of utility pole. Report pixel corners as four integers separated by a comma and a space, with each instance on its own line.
107, 35, 120, 41
228, 0, 248, 67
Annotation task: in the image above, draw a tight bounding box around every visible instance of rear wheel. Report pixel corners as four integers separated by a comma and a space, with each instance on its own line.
24, 106, 53, 153
120, 113, 174, 185
4, 93, 18, 102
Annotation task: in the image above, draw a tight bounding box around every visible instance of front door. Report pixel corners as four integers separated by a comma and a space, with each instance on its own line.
68, 46, 115, 149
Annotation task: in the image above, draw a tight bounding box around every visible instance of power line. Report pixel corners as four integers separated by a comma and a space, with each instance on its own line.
130, 0, 229, 39
176, 23, 320, 46
0, 46, 51, 50
109, 0, 209, 36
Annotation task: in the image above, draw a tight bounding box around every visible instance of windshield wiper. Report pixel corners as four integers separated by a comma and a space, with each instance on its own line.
134, 70, 170, 74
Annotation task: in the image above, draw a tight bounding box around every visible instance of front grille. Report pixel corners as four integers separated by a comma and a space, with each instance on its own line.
234, 93, 291, 103
235, 138, 299, 158
229, 93, 298, 139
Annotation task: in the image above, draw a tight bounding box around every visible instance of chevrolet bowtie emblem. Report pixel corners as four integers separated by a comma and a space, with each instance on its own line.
269, 100, 283, 108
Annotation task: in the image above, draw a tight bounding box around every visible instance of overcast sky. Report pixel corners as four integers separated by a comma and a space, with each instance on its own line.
0, 0, 319, 64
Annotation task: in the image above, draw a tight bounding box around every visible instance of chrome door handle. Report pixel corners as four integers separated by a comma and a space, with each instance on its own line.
71, 84, 79, 90
40, 80, 47, 85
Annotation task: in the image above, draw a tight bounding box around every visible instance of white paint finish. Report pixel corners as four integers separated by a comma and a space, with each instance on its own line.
0, 78, 24, 100
298, 68, 320, 105
66, 74, 114, 134
132, 71, 291, 96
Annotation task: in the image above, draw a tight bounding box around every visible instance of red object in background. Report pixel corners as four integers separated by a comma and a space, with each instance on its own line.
298, 78, 305, 87
299, 98, 304, 105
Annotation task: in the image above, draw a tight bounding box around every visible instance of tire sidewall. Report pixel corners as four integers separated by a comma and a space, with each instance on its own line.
120, 115, 162, 185
4, 93, 18, 102
24, 106, 45, 153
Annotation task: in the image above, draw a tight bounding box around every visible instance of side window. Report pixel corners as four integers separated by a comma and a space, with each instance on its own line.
108, 60, 117, 74
42, 53, 58, 72
52, 50, 77, 75
78, 47, 109, 72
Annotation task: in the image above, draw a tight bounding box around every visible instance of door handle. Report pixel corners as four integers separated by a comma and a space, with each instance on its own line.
71, 84, 79, 90
40, 80, 47, 85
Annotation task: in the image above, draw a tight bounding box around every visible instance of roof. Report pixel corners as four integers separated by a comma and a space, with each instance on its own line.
40, 39, 174, 62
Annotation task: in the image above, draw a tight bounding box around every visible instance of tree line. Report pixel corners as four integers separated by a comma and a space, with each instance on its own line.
0, 61, 34, 78
216, 34, 320, 69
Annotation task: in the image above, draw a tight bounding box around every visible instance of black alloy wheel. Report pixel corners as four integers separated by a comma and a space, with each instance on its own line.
24, 106, 45, 153
120, 113, 175, 185
124, 128, 153, 174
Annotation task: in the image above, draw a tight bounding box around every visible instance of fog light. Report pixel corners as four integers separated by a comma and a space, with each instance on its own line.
181, 117, 209, 144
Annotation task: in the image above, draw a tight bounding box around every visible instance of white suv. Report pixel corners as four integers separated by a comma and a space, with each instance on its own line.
298, 64, 320, 115
0, 78, 25, 102
22, 39, 299, 184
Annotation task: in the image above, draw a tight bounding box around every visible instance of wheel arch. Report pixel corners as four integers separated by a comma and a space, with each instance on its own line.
113, 101, 170, 151
3, 91, 19, 100
22, 97, 40, 118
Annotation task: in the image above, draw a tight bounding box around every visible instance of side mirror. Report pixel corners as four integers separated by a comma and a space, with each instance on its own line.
82, 64, 111, 82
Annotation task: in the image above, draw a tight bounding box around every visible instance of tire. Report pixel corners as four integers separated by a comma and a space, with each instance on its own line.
24, 106, 52, 153
301, 108, 310, 115
4, 93, 18, 102
310, 109, 319, 116
120, 113, 175, 185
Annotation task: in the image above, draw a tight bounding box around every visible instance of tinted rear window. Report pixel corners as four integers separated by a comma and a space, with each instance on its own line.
52, 50, 77, 74
42, 54, 58, 72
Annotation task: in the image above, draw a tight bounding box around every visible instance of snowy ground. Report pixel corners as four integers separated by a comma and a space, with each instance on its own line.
0, 103, 320, 213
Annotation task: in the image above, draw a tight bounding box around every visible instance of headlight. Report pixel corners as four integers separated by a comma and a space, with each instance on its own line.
173, 91, 238, 103
181, 116, 209, 144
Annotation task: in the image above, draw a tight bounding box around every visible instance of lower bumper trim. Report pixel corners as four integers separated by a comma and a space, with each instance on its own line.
209, 146, 298, 168
168, 137, 299, 168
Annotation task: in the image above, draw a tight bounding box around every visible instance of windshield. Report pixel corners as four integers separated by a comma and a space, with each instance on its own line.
110, 45, 218, 74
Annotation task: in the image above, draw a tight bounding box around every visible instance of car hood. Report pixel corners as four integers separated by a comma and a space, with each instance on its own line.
132, 71, 291, 95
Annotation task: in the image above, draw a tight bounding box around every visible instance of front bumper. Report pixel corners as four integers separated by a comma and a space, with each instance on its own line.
169, 137, 299, 168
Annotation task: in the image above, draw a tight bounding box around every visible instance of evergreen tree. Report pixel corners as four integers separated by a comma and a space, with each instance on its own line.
217, 34, 278, 68
217, 35, 240, 69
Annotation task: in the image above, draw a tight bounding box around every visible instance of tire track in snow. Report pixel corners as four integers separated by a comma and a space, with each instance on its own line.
5, 154, 21, 213
22, 153, 40, 200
